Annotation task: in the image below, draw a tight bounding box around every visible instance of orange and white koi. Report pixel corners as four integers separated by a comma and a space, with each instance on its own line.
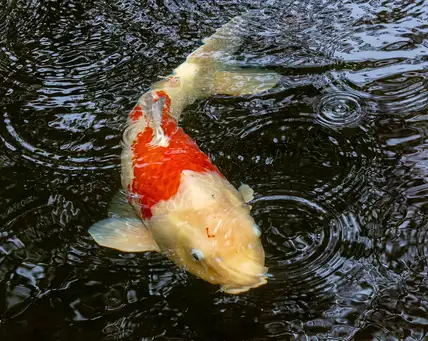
88, 14, 280, 294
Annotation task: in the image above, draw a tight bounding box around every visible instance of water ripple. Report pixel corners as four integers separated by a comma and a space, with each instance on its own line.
262, 196, 370, 289
315, 90, 367, 128
0, 1, 135, 171
365, 70, 428, 115
1, 1, 428, 340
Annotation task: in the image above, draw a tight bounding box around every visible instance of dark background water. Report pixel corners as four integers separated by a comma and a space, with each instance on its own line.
1, 0, 428, 340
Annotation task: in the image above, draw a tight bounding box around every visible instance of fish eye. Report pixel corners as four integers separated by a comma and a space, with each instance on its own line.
191, 248, 204, 261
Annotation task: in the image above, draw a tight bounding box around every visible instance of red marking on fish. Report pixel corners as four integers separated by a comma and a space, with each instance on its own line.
130, 104, 143, 122
205, 227, 215, 238
130, 91, 223, 219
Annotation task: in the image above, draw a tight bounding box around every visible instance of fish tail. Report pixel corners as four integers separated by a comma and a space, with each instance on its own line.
188, 14, 250, 62
189, 12, 282, 97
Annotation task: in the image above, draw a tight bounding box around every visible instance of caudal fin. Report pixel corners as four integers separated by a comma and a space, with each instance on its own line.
188, 14, 249, 61
190, 12, 281, 96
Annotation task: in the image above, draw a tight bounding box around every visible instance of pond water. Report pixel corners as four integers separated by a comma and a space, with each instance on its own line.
1, 0, 428, 340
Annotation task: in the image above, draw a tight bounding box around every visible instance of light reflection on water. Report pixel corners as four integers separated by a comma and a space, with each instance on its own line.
1, 0, 428, 340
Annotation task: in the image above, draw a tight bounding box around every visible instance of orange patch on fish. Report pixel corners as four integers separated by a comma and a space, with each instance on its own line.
130, 91, 222, 218
130, 104, 143, 122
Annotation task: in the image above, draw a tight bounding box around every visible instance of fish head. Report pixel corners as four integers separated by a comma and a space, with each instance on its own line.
149, 171, 267, 294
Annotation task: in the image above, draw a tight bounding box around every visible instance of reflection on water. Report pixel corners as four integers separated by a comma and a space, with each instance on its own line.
1, 0, 428, 340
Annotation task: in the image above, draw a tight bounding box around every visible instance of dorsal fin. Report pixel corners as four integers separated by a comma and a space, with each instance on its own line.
137, 90, 173, 147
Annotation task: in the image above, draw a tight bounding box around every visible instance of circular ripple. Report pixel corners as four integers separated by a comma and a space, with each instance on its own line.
1, 108, 121, 171
252, 194, 372, 295
0, 0, 174, 172
315, 90, 367, 128
0, 2, 129, 172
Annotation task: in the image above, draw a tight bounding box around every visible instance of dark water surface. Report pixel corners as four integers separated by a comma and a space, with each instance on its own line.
1, 0, 428, 340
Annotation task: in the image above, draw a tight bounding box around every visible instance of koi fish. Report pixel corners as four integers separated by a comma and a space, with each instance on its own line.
89, 14, 280, 294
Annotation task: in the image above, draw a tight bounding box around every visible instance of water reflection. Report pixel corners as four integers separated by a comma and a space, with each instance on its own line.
1, 0, 428, 340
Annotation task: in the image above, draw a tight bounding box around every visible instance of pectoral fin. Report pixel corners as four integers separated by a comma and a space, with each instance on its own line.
108, 190, 138, 219
214, 69, 281, 96
238, 183, 254, 203
88, 217, 160, 252
221, 285, 251, 294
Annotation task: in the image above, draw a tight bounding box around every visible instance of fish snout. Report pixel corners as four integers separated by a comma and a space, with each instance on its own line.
216, 254, 268, 294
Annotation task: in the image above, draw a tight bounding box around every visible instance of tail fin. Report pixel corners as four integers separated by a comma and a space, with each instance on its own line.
190, 12, 282, 96
188, 14, 249, 62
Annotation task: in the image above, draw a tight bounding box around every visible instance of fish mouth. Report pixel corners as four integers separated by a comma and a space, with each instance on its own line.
220, 272, 268, 294
210, 256, 268, 294
204, 249, 268, 293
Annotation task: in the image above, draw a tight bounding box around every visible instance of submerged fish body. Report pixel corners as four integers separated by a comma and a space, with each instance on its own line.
89, 14, 281, 293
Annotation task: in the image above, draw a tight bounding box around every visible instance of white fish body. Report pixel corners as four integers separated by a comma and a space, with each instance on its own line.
89, 13, 280, 294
